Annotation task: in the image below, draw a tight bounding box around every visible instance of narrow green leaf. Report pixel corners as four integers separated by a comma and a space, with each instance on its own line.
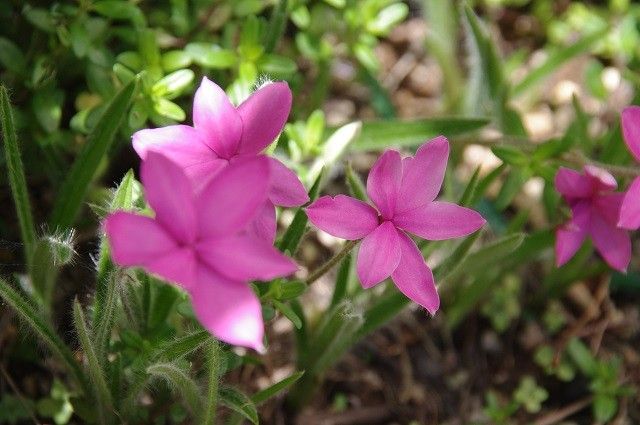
277, 169, 323, 254
512, 28, 607, 97
273, 299, 302, 329
352, 117, 489, 151
307, 122, 361, 185
72, 300, 114, 424
94, 273, 120, 362
1, 85, 37, 261
50, 78, 138, 229
147, 363, 203, 414
458, 166, 481, 207
265, 0, 288, 53
152, 330, 210, 361
345, 163, 367, 201
0, 279, 86, 392
251, 371, 305, 405
330, 254, 352, 308
219, 387, 258, 425
434, 231, 481, 282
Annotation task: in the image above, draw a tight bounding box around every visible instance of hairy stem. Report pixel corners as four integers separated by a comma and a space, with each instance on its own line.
306, 240, 358, 285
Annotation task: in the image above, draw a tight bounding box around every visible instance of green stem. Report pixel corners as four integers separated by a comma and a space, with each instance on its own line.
0, 85, 37, 265
202, 339, 221, 425
305, 240, 358, 285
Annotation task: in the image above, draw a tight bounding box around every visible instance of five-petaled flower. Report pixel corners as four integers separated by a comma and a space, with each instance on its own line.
619, 106, 640, 230
131, 77, 309, 242
305, 137, 485, 314
104, 152, 297, 351
555, 165, 631, 271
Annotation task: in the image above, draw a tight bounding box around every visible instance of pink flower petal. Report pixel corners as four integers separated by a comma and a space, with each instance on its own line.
391, 232, 439, 314
197, 156, 270, 238
367, 150, 402, 219
193, 77, 242, 159
237, 82, 292, 155
141, 151, 197, 243
105, 212, 177, 265
105, 212, 198, 288
356, 221, 402, 288
306, 195, 379, 240
593, 193, 624, 225
622, 106, 640, 162
197, 235, 297, 281
393, 201, 485, 241
267, 157, 309, 207
555, 223, 586, 267
397, 136, 449, 212
590, 212, 631, 272
132, 125, 227, 185
619, 176, 640, 230
584, 165, 617, 192
245, 201, 277, 243
190, 265, 264, 351
555, 167, 593, 199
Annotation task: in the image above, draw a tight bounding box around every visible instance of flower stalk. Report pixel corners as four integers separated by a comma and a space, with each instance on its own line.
305, 240, 358, 285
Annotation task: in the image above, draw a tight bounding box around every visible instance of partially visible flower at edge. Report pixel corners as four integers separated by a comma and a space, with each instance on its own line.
555, 165, 631, 272
305, 137, 486, 314
104, 152, 298, 351
619, 106, 640, 229
131, 77, 309, 242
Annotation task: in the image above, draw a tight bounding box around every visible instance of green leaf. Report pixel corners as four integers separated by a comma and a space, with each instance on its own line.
277, 170, 323, 254
162, 50, 193, 72
352, 117, 489, 151
273, 300, 303, 329
566, 338, 598, 376
72, 300, 114, 424
345, 163, 367, 201
593, 395, 618, 422
446, 233, 525, 281
491, 146, 529, 166
251, 371, 304, 404
147, 363, 203, 415
512, 28, 607, 96
50, 77, 139, 229
185, 43, 237, 69
153, 98, 186, 121
277, 280, 307, 301
33, 87, 64, 133
367, 3, 409, 35
330, 254, 352, 308
93, 0, 146, 27
258, 54, 297, 77
265, 0, 288, 53
1, 85, 37, 263
307, 121, 361, 185
219, 386, 258, 425
152, 69, 194, 98
152, 330, 210, 361
0, 38, 27, 74
0, 279, 87, 392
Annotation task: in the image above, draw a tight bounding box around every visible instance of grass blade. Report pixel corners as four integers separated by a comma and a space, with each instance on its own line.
50, 77, 138, 229
147, 363, 203, 415
0, 85, 37, 261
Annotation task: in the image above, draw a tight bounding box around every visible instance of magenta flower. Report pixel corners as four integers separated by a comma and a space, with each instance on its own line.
305, 137, 485, 314
619, 106, 640, 229
132, 77, 309, 241
104, 152, 297, 351
555, 165, 631, 271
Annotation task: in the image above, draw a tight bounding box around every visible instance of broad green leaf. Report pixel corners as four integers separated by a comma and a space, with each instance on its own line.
50, 77, 138, 229
0, 278, 86, 392
566, 338, 598, 376
93, 0, 146, 27
1, 85, 37, 262
351, 117, 489, 151
219, 386, 258, 425
72, 300, 114, 424
368, 4, 409, 35
258, 54, 297, 76
0, 38, 27, 74
153, 98, 186, 121
186, 43, 237, 69
152, 69, 194, 98
162, 50, 193, 72
512, 28, 607, 96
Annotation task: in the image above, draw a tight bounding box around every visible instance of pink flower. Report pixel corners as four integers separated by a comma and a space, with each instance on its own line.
619, 106, 640, 229
305, 137, 485, 314
555, 165, 631, 271
131, 77, 309, 242
104, 152, 297, 351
